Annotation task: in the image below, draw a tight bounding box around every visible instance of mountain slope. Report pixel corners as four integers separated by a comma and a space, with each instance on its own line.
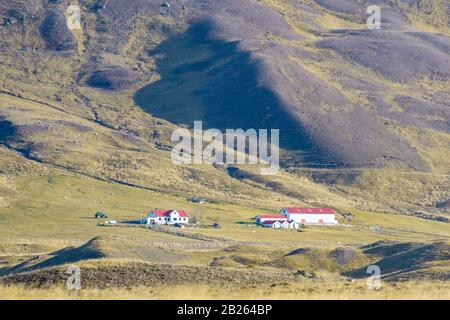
0, 0, 449, 214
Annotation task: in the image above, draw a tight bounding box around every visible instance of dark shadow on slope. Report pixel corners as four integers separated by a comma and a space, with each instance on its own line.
361, 241, 423, 257
2, 237, 106, 275
40, 7, 76, 51
85, 66, 141, 91
0, 117, 17, 143
225, 166, 306, 200
346, 242, 450, 279
134, 20, 317, 160
285, 248, 310, 256
31, 238, 106, 269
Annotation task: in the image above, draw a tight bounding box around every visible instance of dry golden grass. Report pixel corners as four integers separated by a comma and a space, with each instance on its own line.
1, 280, 449, 300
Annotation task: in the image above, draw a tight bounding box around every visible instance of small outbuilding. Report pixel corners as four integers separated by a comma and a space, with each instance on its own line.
95, 211, 108, 219
286, 220, 300, 229
261, 220, 282, 229
188, 197, 206, 204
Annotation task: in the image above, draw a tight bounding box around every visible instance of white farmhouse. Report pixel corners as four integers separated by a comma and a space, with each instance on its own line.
279, 207, 338, 225
255, 214, 300, 229
146, 209, 189, 225
286, 220, 300, 229
261, 220, 282, 229
259, 220, 300, 229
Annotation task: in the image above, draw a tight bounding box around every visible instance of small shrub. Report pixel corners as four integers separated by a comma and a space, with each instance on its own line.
6, 9, 25, 23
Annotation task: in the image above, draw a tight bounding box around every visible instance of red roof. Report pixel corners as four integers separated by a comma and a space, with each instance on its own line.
282, 207, 336, 215
152, 209, 188, 217
258, 214, 286, 219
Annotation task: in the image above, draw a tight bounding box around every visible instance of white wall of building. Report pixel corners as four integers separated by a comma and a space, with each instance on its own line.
279, 209, 337, 225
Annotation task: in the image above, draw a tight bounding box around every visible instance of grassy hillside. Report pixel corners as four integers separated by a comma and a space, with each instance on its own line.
0, 0, 448, 214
